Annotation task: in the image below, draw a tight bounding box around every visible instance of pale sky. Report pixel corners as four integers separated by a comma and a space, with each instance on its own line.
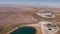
0, 0, 60, 7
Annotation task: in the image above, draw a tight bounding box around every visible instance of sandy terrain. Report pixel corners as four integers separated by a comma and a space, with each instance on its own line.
0, 6, 60, 34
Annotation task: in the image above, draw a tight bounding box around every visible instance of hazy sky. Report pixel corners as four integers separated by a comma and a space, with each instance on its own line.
0, 0, 60, 6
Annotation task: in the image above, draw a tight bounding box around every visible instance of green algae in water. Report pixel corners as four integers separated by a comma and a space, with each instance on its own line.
10, 26, 36, 34
47, 24, 53, 26
47, 24, 56, 27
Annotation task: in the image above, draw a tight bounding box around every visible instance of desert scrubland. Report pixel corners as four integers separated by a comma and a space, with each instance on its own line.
0, 6, 60, 34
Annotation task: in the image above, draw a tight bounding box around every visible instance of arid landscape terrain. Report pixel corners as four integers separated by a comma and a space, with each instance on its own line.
0, 6, 60, 34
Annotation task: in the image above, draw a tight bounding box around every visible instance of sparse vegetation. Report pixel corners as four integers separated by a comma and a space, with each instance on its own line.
0, 7, 60, 34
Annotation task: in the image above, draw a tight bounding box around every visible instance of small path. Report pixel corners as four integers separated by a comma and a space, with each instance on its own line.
38, 21, 59, 34
19, 21, 59, 34
7, 21, 59, 34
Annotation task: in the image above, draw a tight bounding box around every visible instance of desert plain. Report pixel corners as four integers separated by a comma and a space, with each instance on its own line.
0, 6, 60, 34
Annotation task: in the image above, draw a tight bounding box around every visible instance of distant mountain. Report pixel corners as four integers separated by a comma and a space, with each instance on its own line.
0, 4, 60, 8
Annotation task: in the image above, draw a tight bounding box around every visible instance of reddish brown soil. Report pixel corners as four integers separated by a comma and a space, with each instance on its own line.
0, 6, 60, 27
0, 6, 60, 34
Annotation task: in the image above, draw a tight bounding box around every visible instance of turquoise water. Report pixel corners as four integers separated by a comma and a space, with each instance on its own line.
10, 26, 36, 34
47, 24, 56, 27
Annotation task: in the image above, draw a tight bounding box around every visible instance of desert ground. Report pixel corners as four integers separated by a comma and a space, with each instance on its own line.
0, 6, 60, 34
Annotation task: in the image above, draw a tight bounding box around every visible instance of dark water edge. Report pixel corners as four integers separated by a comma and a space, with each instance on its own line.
10, 26, 36, 34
